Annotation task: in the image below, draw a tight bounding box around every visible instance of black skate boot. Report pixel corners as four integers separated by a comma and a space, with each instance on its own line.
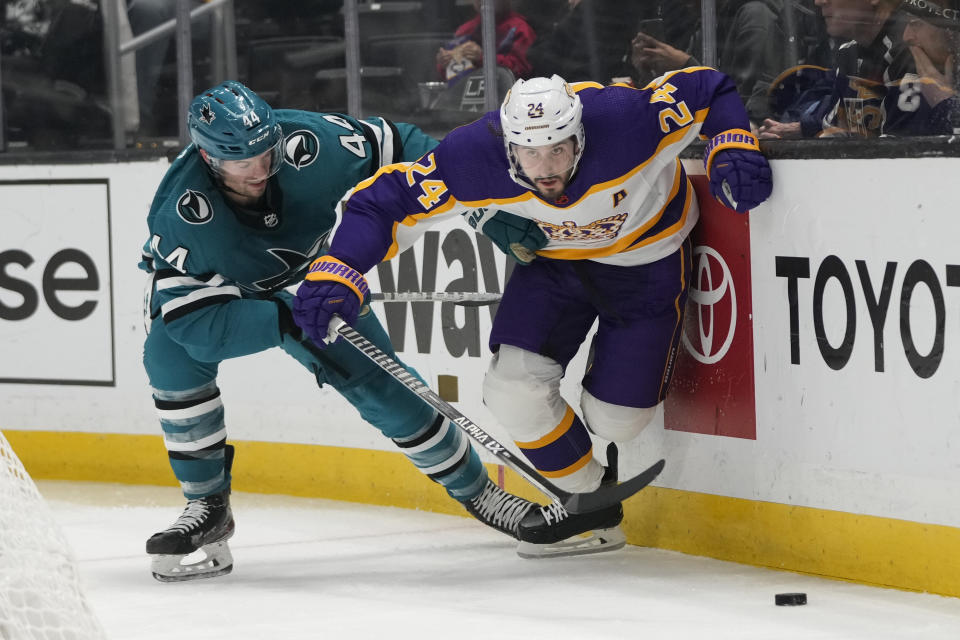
146, 489, 235, 582
516, 444, 626, 558
464, 478, 536, 539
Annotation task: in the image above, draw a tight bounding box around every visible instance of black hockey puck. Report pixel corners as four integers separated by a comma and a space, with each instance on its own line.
775, 592, 807, 606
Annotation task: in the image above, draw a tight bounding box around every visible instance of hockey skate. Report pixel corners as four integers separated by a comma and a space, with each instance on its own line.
464, 478, 535, 538
146, 489, 235, 582
465, 452, 626, 558
516, 445, 626, 559
515, 499, 624, 559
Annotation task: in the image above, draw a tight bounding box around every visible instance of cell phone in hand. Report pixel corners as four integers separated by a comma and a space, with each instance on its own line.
636, 18, 665, 43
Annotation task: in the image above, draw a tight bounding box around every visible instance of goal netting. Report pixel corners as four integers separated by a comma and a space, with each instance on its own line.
0, 430, 107, 640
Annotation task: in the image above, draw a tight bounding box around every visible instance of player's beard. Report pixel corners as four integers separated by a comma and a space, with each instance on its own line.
533, 170, 571, 200
222, 175, 268, 207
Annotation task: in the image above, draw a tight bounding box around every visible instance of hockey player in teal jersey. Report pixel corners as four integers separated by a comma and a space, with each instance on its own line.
140, 81, 578, 581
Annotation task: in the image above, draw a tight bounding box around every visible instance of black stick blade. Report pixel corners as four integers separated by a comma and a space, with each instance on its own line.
561, 459, 665, 514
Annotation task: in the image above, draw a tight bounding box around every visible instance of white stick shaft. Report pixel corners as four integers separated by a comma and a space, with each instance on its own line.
325, 315, 569, 503
370, 291, 502, 304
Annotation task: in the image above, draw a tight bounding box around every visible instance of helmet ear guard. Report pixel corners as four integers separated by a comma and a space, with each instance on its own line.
499, 74, 585, 189
188, 80, 284, 178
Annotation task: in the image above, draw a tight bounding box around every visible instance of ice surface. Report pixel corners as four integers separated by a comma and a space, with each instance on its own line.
40, 481, 960, 640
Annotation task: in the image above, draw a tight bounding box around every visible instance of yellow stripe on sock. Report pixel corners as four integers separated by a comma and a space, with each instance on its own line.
537, 448, 594, 478
515, 405, 576, 449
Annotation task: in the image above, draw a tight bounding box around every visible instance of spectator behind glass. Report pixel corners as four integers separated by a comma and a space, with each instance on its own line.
435, 0, 535, 84
883, 0, 960, 134
630, 0, 787, 126
758, 0, 912, 139
629, 1, 699, 85
763, 0, 836, 130
523, 0, 644, 85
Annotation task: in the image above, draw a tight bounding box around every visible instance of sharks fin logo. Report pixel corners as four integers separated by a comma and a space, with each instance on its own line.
176, 189, 214, 224
282, 129, 321, 170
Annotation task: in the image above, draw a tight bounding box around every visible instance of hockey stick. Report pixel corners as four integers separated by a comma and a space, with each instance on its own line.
325, 315, 666, 514
370, 291, 502, 307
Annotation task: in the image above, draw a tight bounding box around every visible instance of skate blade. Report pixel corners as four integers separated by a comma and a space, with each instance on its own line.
151, 540, 234, 582
516, 526, 626, 559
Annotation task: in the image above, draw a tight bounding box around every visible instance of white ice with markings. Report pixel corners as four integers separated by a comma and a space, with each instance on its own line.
42, 481, 960, 640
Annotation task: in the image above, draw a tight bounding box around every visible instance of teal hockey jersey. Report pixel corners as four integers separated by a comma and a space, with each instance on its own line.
139, 110, 436, 361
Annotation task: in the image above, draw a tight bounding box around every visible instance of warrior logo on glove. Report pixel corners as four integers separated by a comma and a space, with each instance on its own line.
703, 129, 773, 213
293, 256, 369, 346
305, 256, 369, 297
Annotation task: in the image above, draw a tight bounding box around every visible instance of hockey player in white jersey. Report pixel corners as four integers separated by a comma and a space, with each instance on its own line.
293, 71, 773, 556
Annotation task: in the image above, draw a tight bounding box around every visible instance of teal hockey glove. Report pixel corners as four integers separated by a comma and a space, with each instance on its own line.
465, 208, 547, 264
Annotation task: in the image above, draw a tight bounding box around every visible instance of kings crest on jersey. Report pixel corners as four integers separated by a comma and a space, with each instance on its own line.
139, 109, 411, 322
328, 67, 752, 274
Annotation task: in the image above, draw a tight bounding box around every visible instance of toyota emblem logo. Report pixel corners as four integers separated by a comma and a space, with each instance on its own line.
682, 245, 737, 364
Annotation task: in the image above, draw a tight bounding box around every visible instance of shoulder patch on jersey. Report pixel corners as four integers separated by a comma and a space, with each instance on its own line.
177, 189, 214, 224
283, 129, 321, 170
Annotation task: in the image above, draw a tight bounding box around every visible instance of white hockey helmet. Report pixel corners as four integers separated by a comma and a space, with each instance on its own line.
499, 74, 585, 189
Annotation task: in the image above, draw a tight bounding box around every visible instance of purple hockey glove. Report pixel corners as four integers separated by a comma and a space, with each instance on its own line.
293, 256, 368, 347
704, 130, 772, 213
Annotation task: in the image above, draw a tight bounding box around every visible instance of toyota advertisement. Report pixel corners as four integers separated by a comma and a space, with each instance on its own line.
664, 175, 756, 440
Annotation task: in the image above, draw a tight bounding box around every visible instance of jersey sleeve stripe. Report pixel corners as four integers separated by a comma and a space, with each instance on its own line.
382, 194, 464, 261
357, 119, 384, 170
571, 81, 604, 92
160, 286, 242, 323
350, 161, 412, 193
383, 221, 404, 261
155, 273, 225, 291
368, 117, 399, 165
641, 66, 715, 90
384, 118, 402, 163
